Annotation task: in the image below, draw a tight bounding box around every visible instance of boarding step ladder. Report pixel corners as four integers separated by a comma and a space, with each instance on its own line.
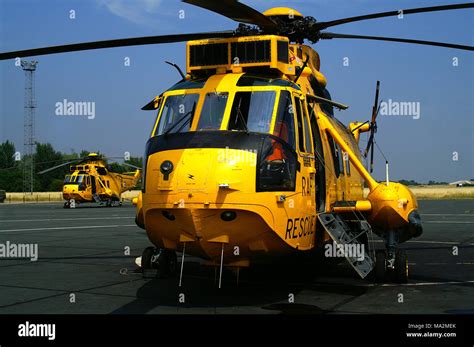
318, 212, 374, 279
92, 193, 103, 204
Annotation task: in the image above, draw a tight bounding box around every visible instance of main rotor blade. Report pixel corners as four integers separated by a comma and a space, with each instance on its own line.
182, 0, 277, 32
37, 160, 80, 175
316, 3, 474, 30
369, 138, 375, 173
371, 81, 380, 124
364, 131, 375, 158
0, 31, 235, 60
320, 32, 474, 51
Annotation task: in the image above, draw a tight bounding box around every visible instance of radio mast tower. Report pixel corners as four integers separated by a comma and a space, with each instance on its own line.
21, 60, 38, 194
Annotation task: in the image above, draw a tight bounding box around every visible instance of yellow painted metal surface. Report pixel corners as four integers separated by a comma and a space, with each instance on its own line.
263, 7, 304, 18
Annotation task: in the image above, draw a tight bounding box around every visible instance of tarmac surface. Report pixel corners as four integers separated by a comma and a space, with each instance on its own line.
0, 200, 473, 314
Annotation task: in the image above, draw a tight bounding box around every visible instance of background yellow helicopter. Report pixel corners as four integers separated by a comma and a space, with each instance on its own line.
2, 1, 472, 284
38, 153, 141, 208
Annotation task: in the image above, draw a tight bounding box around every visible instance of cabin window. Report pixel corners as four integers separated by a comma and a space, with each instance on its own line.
294, 97, 306, 152
302, 105, 313, 153
64, 175, 71, 183
96, 167, 107, 175
327, 135, 342, 178
343, 152, 351, 176
228, 91, 276, 133
273, 91, 296, 150
197, 92, 228, 130
155, 93, 199, 136
336, 144, 344, 176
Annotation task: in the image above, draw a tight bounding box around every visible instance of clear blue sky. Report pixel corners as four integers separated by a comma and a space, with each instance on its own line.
0, 0, 473, 182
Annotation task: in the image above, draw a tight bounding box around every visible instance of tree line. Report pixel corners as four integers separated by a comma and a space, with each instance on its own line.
0, 141, 142, 192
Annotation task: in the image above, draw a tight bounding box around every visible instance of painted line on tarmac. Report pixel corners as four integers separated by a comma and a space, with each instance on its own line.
408, 262, 474, 265
423, 262, 474, 265
370, 240, 473, 246
374, 239, 474, 246
0, 224, 137, 233
423, 221, 474, 224
331, 280, 474, 288
407, 240, 461, 245
309, 279, 474, 288
421, 213, 473, 216
0, 216, 134, 223
376, 280, 474, 287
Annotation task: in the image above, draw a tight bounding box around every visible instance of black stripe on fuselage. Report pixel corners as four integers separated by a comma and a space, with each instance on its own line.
145, 131, 265, 155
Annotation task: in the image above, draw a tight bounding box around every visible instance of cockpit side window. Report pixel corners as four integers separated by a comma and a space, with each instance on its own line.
228, 91, 276, 133
273, 91, 296, 150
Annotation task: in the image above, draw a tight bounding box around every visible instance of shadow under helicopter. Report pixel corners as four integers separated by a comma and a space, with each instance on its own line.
110, 254, 369, 314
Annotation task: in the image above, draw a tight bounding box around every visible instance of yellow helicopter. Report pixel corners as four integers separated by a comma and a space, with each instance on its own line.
2, 1, 472, 284
38, 153, 141, 208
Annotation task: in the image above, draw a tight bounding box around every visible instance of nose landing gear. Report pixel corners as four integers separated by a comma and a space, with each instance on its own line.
374, 230, 408, 283
141, 247, 178, 278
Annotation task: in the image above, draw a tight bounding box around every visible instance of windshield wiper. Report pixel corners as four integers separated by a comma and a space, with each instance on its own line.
164, 102, 196, 135
235, 97, 249, 133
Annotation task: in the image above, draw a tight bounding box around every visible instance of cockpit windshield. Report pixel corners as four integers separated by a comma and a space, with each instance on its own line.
155, 94, 199, 136
153, 84, 286, 137
64, 175, 85, 185
197, 92, 228, 130
228, 91, 276, 133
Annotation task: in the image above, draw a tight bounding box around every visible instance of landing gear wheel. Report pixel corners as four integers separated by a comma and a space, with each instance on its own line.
374, 250, 386, 283
167, 251, 178, 277
394, 249, 408, 283
63, 202, 69, 209
141, 247, 155, 271
106, 199, 112, 207
155, 249, 178, 278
